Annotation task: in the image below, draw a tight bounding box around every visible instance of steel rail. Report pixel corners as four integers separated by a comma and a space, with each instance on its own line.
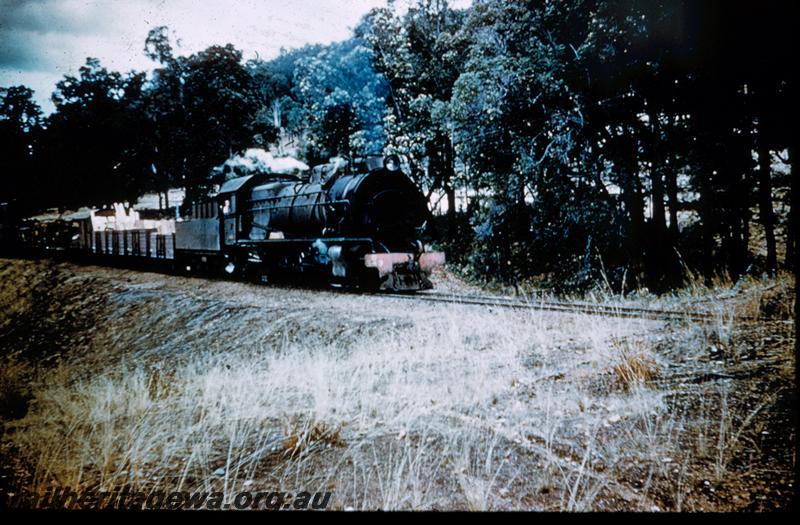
376, 291, 739, 323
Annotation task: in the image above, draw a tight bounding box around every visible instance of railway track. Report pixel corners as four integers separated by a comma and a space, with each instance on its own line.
378, 290, 734, 322
0, 254, 754, 323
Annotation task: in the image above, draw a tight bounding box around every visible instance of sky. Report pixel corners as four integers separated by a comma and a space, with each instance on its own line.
0, 0, 469, 114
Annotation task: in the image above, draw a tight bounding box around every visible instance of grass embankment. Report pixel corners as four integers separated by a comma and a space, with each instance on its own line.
0, 258, 794, 510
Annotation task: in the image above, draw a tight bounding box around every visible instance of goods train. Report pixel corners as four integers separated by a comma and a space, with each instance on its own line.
0, 155, 445, 292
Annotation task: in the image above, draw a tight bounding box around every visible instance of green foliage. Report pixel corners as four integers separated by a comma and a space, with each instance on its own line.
38, 59, 152, 210
357, 1, 467, 194
445, 0, 630, 290
246, 45, 323, 142
144, 29, 263, 207
293, 39, 390, 164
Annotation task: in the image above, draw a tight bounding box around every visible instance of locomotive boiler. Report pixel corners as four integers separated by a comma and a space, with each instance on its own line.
175, 155, 444, 291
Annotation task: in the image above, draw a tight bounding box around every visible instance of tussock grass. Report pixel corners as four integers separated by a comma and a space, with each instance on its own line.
609, 338, 660, 391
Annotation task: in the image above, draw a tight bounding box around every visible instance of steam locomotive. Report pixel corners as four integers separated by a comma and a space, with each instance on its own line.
2, 155, 445, 292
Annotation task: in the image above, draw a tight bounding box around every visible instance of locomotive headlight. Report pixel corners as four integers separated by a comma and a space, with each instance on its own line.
383, 154, 400, 172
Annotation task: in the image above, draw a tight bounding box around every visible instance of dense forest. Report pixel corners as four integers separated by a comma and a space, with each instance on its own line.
0, 0, 795, 292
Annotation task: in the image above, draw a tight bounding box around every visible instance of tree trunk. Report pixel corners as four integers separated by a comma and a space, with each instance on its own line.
728, 168, 750, 279
446, 186, 456, 218
665, 169, 679, 236
789, 144, 798, 354
650, 168, 667, 226
620, 131, 646, 289
272, 99, 284, 155
757, 139, 777, 274
650, 122, 668, 237
786, 145, 796, 268
724, 129, 753, 280
622, 166, 646, 288
664, 116, 679, 237
444, 135, 456, 222
699, 171, 715, 279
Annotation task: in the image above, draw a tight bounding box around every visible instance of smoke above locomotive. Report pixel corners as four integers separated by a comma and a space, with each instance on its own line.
176, 150, 445, 291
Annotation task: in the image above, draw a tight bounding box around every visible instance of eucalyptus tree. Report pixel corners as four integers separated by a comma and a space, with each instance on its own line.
143, 27, 265, 208
357, 0, 468, 217
0, 86, 43, 212
38, 58, 151, 210
293, 39, 390, 165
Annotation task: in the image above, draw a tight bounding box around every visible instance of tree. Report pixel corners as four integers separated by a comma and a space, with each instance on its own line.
38, 58, 151, 210
446, 0, 639, 288
144, 28, 264, 207
0, 86, 43, 211
357, 1, 468, 218
246, 46, 323, 152
293, 39, 389, 164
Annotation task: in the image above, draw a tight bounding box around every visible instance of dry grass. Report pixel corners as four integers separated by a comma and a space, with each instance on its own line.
0, 258, 795, 510
609, 338, 660, 391
5, 304, 664, 509
0, 358, 32, 421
